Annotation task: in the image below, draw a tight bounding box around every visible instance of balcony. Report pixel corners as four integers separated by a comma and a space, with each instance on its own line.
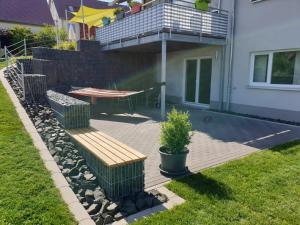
96, 0, 230, 51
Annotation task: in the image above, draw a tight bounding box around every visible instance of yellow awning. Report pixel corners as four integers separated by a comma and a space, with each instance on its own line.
69, 6, 117, 28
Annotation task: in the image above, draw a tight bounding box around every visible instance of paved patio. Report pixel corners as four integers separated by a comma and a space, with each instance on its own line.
90, 106, 300, 188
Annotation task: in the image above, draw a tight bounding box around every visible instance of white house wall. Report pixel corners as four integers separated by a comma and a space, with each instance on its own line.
228, 0, 300, 123
156, 45, 222, 109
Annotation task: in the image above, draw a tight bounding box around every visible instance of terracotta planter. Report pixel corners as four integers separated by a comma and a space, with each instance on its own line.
159, 147, 189, 176
131, 4, 142, 14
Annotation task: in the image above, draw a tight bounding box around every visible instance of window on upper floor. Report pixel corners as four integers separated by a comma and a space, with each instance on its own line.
250, 50, 300, 88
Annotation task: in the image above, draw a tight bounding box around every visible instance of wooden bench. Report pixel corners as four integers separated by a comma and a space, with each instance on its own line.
67, 128, 147, 200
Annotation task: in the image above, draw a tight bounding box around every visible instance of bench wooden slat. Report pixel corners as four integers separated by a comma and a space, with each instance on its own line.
69, 132, 117, 166
90, 129, 146, 159
67, 128, 147, 167
81, 131, 134, 162
83, 129, 143, 161
77, 133, 126, 165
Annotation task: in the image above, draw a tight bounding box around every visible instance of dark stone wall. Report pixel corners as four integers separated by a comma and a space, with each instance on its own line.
31, 40, 157, 91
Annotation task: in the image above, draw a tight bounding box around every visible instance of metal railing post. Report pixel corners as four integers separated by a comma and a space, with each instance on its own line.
4, 46, 8, 68
21, 63, 24, 75
24, 39, 27, 56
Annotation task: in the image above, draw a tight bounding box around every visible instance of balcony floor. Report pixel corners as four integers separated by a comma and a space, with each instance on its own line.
100, 32, 226, 52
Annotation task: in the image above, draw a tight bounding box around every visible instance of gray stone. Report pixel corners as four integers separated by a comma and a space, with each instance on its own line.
53, 155, 61, 163
87, 203, 101, 215
84, 173, 94, 181
99, 199, 109, 214
95, 217, 104, 225
114, 212, 127, 220
85, 189, 94, 198
62, 168, 70, 175
106, 202, 119, 212
102, 213, 114, 224
69, 167, 79, 176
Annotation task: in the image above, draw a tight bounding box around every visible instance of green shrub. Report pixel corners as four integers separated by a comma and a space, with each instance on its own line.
58, 28, 68, 42
34, 25, 56, 48
195, 0, 211, 11
8, 26, 34, 44
54, 41, 76, 50
160, 108, 192, 154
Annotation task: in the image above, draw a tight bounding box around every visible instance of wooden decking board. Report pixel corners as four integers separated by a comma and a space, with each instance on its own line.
82, 131, 133, 162
86, 131, 136, 161
92, 130, 146, 159
67, 128, 146, 167
69, 132, 116, 166
87, 130, 142, 160
77, 133, 125, 165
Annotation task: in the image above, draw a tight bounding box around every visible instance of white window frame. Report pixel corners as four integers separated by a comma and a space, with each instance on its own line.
182, 56, 212, 108
249, 49, 300, 90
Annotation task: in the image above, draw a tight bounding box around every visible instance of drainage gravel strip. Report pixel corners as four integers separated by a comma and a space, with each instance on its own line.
1, 69, 169, 225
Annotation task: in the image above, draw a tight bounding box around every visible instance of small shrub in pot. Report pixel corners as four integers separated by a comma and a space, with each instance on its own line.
159, 108, 192, 175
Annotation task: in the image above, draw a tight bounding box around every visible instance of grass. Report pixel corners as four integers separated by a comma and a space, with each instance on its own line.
134, 142, 300, 225
0, 66, 76, 224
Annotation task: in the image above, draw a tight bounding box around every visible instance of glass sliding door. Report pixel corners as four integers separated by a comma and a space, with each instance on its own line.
184, 57, 212, 106
185, 59, 198, 103
198, 58, 212, 105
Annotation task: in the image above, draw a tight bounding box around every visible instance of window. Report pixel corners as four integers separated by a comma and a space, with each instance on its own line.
250, 50, 300, 88
253, 55, 268, 82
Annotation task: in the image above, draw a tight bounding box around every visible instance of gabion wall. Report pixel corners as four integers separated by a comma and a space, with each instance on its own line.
22, 74, 47, 102
47, 90, 90, 129
74, 140, 145, 201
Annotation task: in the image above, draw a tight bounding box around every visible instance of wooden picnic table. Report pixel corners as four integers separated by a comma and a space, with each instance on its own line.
69, 87, 143, 112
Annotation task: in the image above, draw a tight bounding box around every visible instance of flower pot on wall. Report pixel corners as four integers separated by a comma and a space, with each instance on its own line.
102, 17, 111, 26
131, 4, 142, 14
116, 12, 125, 20
159, 147, 189, 176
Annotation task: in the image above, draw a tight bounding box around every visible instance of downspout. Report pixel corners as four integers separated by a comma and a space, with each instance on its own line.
218, 0, 221, 9
225, 0, 236, 111
217, 0, 225, 111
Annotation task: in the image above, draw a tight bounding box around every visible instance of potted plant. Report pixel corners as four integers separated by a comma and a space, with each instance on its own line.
159, 108, 192, 176
102, 16, 111, 26
195, 0, 211, 11
129, 1, 142, 14
114, 8, 125, 20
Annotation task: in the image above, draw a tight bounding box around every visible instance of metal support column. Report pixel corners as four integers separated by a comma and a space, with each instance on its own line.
161, 39, 167, 120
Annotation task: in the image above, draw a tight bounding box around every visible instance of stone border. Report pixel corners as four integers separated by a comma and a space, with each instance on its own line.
0, 68, 95, 225
111, 187, 185, 225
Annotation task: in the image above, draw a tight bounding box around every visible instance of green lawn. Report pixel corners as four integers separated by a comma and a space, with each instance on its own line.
135, 142, 300, 225
0, 68, 76, 224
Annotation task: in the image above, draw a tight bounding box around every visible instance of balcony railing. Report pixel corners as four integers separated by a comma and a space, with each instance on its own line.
96, 0, 229, 46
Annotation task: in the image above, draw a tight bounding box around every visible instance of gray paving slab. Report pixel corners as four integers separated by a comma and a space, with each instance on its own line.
90, 106, 300, 188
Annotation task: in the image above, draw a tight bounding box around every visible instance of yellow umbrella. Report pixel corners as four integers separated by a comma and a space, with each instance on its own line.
69, 6, 117, 28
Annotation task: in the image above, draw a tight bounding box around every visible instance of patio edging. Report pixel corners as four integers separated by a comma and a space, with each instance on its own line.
0, 68, 95, 225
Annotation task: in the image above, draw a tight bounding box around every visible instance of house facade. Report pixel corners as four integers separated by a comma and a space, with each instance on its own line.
0, 0, 54, 33
95, 0, 300, 123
